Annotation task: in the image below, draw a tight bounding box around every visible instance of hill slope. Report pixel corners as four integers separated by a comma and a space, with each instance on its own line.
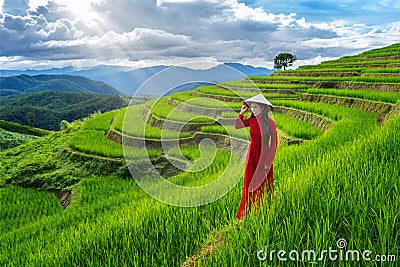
0, 91, 129, 130
0, 128, 38, 152
0, 74, 124, 96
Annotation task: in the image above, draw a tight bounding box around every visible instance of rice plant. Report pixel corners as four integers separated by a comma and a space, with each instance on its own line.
196, 86, 298, 99
303, 89, 400, 103
114, 106, 192, 139
0, 186, 63, 233
1, 44, 399, 267
200, 125, 250, 140
69, 130, 125, 158
69, 129, 160, 159
249, 75, 400, 83
201, 113, 400, 267
273, 113, 323, 139
219, 81, 310, 90
150, 97, 215, 123
81, 110, 118, 131
0, 128, 38, 151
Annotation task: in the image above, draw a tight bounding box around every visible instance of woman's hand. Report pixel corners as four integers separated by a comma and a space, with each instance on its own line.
240, 105, 248, 115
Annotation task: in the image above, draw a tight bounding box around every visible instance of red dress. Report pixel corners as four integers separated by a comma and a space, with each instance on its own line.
234, 113, 277, 220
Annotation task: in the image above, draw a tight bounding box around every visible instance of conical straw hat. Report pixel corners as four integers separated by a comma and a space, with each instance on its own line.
243, 93, 273, 107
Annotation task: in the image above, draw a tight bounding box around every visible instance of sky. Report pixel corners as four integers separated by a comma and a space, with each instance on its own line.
0, 0, 399, 70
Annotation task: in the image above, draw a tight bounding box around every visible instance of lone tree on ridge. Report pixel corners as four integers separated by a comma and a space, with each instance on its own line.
274, 53, 297, 70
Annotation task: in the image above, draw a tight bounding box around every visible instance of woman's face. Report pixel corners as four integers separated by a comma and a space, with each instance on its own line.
249, 102, 264, 116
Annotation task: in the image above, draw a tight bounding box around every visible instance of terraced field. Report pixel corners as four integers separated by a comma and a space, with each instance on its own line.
0, 44, 399, 266
0, 120, 50, 151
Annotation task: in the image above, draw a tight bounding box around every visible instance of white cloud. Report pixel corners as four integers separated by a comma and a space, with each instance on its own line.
93, 28, 191, 50
28, 0, 48, 10
300, 32, 400, 52
212, 0, 289, 23
293, 56, 340, 69
379, 0, 400, 8
0, 0, 399, 70
29, 0, 103, 22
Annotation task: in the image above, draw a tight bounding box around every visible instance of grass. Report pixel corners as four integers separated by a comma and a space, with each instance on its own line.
220, 111, 239, 118
273, 113, 323, 139
275, 68, 364, 73
196, 86, 249, 97
171, 92, 243, 110
0, 131, 74, 189
114, 106, 192, 139
170, 91, 195, 102
168, 144, 203, 161
168, 145, 234, 187
81, 110, 117, 131
196, 85, 298, 99
70, 110, 162, 158
0, 162, 244, 266
278, 67, 400, 74
0, 186, 63, 233
249, 75, 400, 83
300, 59, 400, 68
219, 81, 310, 90
271, 103, 379, 184
2, 133, 106, 188
69, 130, 125, 158
170, 92, 234, 109
69, 111, 126, 158
302, 88, 400, 104
1, 92, 392, 266
0, 118, 158, 190
0, 128, 38, 151
362, 68, 400, 73
149, 97, 215, 123
201, 112, 400, 267
200, 125, 250, 140
271, 100, 349, 121
0, 119, 50, 136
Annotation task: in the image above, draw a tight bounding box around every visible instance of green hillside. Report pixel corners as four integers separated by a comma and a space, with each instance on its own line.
0, 119, 50, 136
0, 91, 129, 130
0, 128, 38, 151
0, 44, 399, 266
0, 120, 50, 151
0, 74, 124, 96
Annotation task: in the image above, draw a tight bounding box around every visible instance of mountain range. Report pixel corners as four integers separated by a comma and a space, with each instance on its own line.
0, 63, 273, 96
0, 74, 123, 97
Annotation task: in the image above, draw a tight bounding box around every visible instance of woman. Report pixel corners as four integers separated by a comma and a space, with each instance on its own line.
234, 94, 278, 221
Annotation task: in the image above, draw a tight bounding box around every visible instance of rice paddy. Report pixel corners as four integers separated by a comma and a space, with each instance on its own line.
1, 43, 399, 266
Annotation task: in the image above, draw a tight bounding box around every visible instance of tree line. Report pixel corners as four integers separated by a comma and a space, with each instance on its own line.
0, 91, 127, 130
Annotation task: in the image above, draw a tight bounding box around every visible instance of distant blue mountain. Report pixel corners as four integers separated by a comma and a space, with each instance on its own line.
223, 63, 274, 76
0, 67, 76, 76
0, 63, 273, 96
0, 74, 124, 96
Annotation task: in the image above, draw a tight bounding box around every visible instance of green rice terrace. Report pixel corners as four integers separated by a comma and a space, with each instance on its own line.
1, 44, 400, 266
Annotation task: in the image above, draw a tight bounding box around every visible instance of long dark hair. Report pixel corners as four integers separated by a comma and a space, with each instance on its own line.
250, 103, 272, 146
